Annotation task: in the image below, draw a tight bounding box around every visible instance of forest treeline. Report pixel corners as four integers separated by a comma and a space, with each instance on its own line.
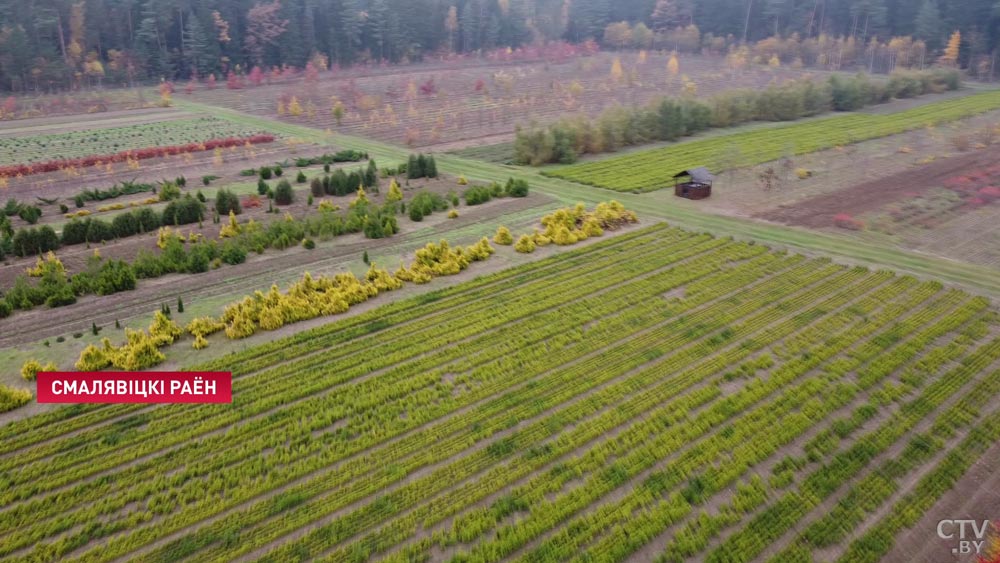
0, 0, 996, 92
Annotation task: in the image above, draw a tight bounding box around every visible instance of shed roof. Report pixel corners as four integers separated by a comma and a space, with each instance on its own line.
672, 167, 714, 184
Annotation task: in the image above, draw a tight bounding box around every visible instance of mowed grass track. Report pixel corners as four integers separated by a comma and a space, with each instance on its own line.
1, 224, 999, 563
543, 90, 1000, 193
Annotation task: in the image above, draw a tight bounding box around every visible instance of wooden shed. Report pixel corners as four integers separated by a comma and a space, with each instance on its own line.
672, 167, 714, 200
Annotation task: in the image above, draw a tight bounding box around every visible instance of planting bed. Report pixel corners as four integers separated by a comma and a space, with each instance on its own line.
185, 52, 814, 149
0, 89, 159, 121
0, 116, 272, 169
1, 223, 998, 563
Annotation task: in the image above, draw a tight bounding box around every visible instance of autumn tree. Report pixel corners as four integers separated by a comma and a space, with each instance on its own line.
632, 23, 653, 49
939, 31, 961, 66
245, 1, 289, 65
610, 57, 624, 82
331, 100, 345, 124
248, 65, 264, 86
603, 22, 632, 49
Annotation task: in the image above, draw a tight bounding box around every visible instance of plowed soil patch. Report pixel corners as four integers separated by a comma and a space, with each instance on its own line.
757, 151, 998, 228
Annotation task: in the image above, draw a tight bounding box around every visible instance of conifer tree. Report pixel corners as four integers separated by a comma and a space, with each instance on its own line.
939, 31, 961, 66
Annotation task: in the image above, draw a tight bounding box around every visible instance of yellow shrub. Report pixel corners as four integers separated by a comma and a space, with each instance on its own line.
493, 225, 513, 245
532, 229, 552, 246
366, 263, 404, 291
109, 329, 167, 370
157, 227, 185, 249
76, 342, 112, 371
386, 179, 404, 203
514, 234, 536, 253
219, 210, 242, 238
318, 200, 341, 212
186, 317, 225, 337
21, 359, 57, 381
350, 187, 369, 208
149, 311, 182, 344
795, 168, 812, 179
448, 209, 458, 218
552, 225, 578, 246
466, 237, 495, 261
26, 252, 65, 277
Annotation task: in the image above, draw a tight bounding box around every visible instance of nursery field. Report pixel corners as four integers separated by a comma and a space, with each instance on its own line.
0, 89, 160, 121
186, 51, 814, 149
544, 90, 1000, 192
2, 223, 999, 562
0, 115, 272, 165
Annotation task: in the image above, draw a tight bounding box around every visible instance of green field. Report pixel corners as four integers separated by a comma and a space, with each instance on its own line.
2, 223, 998, 562
543, 90, 1000, 193
448, 142, 516, 164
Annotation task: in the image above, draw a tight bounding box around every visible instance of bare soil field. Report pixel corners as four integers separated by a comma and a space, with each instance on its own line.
184, 51, 815, 149
758, 150, 995, 229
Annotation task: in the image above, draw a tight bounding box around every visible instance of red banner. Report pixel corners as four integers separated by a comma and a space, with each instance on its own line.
36, 372, 232, 404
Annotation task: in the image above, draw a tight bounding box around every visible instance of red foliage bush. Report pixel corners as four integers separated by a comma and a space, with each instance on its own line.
943, 175, 974, 189
226, 71, 244, 90
248, 66, 264, 87
242, 195, 262, 208
419, 78, 437, 95
0, 135, 275, 178
832, 213, 865, 230
978, 186, 1000, 202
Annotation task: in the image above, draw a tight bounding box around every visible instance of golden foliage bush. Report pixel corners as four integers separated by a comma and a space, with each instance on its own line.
26, 252, 65, 277
219, 210, 242, 238
0, 384, 32, 412
514, 234, 536, 253
157, 226, 186, 249
386, 179, 404, 202
493, 225, 513, 245
540, 201, 638, 247
21, 359, 57, 381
